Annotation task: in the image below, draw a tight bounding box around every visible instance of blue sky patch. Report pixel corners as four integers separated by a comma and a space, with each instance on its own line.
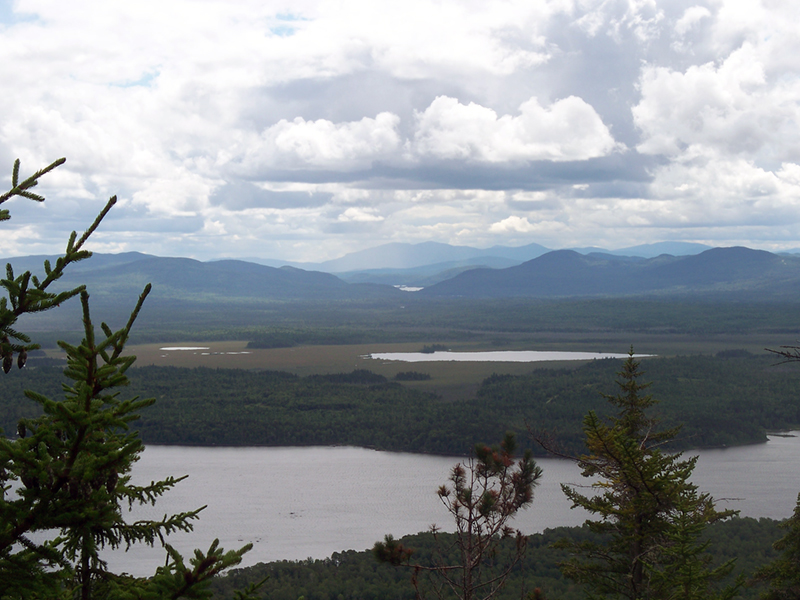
0, 0, 38, 25
110, 71, 159, 88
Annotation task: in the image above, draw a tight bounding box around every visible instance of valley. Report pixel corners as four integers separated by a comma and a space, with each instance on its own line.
6, 245, 800, 599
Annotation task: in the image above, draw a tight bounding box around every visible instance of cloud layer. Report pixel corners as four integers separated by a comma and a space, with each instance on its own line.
1, 0, 799, 261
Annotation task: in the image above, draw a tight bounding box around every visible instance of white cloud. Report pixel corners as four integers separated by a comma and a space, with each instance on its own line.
251, 113, 401, 170
633, 42, 800, 160
489, 216, 538, 233
674, 6, 711, 36
574, 0, 665, 43
337, 207, 384, 222
647, 157, 800, 224
2, 0, 800, 261
412, 95, 621, 162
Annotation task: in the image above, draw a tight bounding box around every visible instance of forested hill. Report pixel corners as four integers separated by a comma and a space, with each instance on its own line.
1, 252, 403, 302
421, 247, 800, 299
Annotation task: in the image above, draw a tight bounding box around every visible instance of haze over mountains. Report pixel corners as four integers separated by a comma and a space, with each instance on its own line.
5, 242, 800, 308
246, 241, 714, 272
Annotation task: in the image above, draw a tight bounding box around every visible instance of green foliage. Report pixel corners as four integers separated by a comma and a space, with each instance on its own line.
479, 353, 800, 455
394, 371, 431, 381
752, 493, 800, 599
0, 158, 116, 372
210, 519, 783, 600
555, 351, 739, 600
374, 434, 542, 600
308, 370, 388, 385
0, 159, 248, 598
420, 344, 449, 354
4, 353, 799, 456
0, 157, 66, 222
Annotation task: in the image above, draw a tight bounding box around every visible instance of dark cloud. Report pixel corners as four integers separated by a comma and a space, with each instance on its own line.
242, 71, 468, 137
210, 182, 333, 210
244, 152, 657, 193
505, 197, 563, 211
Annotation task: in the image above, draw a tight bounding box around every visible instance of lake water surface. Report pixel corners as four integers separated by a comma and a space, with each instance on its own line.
369, 351, 653, 362
102, 433, 800, 576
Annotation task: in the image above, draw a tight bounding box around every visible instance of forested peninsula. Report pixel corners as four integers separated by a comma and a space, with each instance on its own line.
3, 352, 798, 456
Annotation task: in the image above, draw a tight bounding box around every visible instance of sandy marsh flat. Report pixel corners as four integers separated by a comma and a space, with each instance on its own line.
95, 341, 592, 397
38, 332, 782, 400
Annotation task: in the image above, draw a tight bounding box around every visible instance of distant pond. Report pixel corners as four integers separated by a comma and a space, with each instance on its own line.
101, 433, 800, 577
368, 350, 652, 362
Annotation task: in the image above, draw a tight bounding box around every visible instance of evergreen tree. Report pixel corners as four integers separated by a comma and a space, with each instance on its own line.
555, 351, 738, 600
374, 433, 542, 600
751, 493, 800, 599
0, 159, 253, 598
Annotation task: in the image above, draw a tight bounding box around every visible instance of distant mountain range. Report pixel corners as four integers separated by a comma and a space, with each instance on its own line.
421, 247, 800, 299
4, 244, 800, 307
243, 240, 715, 275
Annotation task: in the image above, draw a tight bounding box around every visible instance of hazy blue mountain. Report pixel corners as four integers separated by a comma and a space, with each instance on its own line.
421, 247, 800, 299
569, 242, 712, 257
3, 253, 402, 303
2, 242, 747, 307
234, 240, 709, 276
311, 241, 550, 272
610, 241, 713, 257
565, 246, 609, 255
336, 256, 520, 287
236, 241, 552, 273
1, 251, 154, 275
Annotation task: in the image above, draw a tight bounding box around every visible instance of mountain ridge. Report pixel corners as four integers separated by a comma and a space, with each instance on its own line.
421, 246, 800, 299
5, 245, 799, 306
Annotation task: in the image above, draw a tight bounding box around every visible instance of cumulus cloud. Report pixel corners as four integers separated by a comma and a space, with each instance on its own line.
245, 112, 402, 170
489, 216, 538, 233
337, 207, 383, 222
674, 6, 711, 36
633, 43, 800, 160
412, 95, 621, 162
2, 0, 800, 260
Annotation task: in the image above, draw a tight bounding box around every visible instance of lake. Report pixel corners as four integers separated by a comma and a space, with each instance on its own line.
100, 432, 800, 576
368, 350, 653, 362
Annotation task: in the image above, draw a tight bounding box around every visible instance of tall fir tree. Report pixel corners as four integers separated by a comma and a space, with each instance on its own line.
0, 159, 254, 599
555, 351, 738, 600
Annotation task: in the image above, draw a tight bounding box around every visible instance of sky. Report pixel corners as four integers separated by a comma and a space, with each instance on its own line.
1, 0, 799, 262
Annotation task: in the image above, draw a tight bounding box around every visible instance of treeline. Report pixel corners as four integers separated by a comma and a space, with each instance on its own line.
29, 296, 800, 348
246, 328, 428, 349
209, 517, 783, 600
2, 353, 799, 456
476, 351, 800, 453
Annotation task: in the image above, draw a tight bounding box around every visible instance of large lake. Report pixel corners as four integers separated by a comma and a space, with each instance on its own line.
101, 433, 800, 577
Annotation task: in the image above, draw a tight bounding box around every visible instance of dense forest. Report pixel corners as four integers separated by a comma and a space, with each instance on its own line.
209, 518, 783, 600
22, 293, 800, 350
2, 352, 799, 456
